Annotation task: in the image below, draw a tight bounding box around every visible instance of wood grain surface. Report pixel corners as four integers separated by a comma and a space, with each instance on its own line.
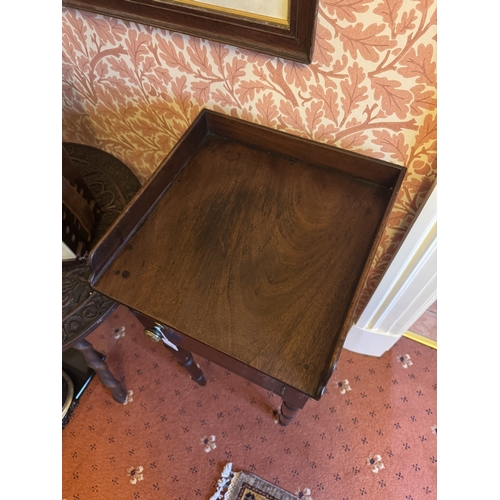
94, 134, 392, 397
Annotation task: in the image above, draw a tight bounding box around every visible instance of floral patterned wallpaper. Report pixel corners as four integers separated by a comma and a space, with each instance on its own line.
62, 0, 437, 312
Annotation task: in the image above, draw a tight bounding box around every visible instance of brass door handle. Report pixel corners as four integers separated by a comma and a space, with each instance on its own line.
144, 324, 179, 351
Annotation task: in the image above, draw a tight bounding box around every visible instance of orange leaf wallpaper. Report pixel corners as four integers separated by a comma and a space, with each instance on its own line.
62, 0, 437, 311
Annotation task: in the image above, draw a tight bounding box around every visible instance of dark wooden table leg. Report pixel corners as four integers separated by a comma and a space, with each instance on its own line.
141, 319, 207, 386
279, 389, 309, 426
279, 400, 301, 426
73, 339, 127, 404
164, 343, 207, 386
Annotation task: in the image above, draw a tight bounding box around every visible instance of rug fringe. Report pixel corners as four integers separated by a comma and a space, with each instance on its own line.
223, 471, 240, 500
210, 462, 234, 500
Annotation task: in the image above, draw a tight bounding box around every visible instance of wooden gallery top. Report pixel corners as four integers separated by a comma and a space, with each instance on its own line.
89, 109, 406, 401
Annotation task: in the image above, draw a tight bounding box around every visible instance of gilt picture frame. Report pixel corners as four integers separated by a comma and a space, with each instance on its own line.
62, 0, 319, 63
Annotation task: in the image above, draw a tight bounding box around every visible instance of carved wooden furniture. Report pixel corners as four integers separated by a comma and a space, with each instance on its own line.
62, 143, 141, 404
62, 370, 75, 422
62, 146, 100, 259
89, 110, 406, 425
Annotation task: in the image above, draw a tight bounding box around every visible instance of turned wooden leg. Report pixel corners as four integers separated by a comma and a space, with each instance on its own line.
74, 339, 127, 404
279, 400, 301, 426
278, 389, 309, 426
142, 321, 207, 386
164, 343, 207, 386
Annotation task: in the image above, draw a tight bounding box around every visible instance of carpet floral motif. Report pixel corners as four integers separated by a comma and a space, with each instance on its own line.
397, 354, 414, 368
112, 325, 126, 339
335, 379, 352, 394
366, 454, 385, 473
123, 389, 134, 404
62, 305, 437, 499
127, 465, 144, 484
295, 488, 313, 500
201, 435, 217, 453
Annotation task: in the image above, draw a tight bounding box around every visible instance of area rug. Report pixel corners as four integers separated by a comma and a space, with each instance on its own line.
211, 463, 301, 500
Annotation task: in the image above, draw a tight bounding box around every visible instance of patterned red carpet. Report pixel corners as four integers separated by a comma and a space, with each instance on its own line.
62, 305, 437, 500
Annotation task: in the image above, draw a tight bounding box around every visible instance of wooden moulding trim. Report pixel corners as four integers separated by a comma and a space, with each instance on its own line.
314, 165, 406, 397
88, 111, 210, 284
204, 110, 405, 188
62, 0, 318, 63
135, 310, 311, 402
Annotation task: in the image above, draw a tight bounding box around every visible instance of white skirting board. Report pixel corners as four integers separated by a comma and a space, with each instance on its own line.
344, 180, 437, 357
343, 326, 403, 357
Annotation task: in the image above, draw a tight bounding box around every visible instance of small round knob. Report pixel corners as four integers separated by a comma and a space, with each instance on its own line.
144, 327, 162, 342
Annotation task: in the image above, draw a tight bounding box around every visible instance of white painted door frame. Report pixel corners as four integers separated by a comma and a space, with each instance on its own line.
343, 180, 437, 357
